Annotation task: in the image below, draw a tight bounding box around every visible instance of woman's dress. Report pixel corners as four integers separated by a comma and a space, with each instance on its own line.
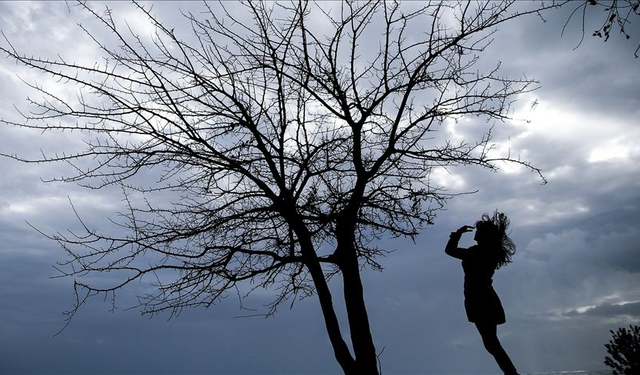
446, 237, 506, 325
461, 245, 506, 324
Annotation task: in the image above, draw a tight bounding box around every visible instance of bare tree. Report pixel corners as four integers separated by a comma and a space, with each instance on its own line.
1, 1, 551, 374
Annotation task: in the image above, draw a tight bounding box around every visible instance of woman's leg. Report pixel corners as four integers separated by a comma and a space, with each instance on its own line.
474, 322, 519, 375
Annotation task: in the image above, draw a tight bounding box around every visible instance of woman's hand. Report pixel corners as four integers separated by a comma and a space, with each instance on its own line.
446, 225, 474, 258
455, 225, 474, 235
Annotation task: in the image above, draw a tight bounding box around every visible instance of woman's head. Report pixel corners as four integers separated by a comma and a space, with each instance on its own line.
474, 211, 516, 269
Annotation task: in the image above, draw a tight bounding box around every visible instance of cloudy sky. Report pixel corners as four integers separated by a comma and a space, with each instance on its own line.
0, 2, 638, 375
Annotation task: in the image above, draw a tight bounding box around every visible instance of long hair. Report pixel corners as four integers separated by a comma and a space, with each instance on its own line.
475, 211, 516, 269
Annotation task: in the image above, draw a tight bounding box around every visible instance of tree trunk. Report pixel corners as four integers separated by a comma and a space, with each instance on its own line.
294, 223, 356, 374
334, 207, 379, 375
290, 196, 378, 374
339, 241, 380, 375
305, 254, 357, 374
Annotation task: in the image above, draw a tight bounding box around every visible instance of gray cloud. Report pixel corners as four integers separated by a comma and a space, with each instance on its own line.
565, 301, 640, 318
1, 2, 639, 375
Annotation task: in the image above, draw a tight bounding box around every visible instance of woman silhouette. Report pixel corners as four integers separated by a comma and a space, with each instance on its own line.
445, 211, 519, 375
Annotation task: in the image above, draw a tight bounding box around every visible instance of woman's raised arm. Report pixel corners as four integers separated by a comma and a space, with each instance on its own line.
445, 225, 474, 260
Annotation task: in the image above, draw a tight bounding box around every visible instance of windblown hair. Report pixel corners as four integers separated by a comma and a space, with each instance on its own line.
475, 211, 516, 269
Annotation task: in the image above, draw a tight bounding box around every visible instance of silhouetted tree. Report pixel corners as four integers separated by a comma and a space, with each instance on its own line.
605, 325, 640, 375
1, 1, 552, 374
564, 0, 640, 57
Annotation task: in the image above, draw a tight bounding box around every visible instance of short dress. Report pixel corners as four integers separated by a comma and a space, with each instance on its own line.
460, 245, 506, 325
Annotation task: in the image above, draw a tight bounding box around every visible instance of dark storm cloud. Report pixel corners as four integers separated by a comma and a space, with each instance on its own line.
1, 2, 639, 375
